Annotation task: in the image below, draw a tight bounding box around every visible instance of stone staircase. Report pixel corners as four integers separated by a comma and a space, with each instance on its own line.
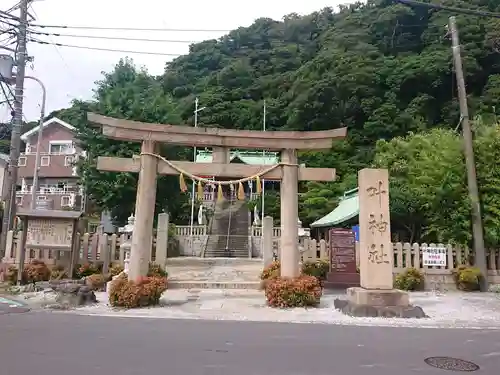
204, 199, 250, 258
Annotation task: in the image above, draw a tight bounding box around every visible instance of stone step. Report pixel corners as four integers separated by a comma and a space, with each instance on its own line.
168, 281, 261, 290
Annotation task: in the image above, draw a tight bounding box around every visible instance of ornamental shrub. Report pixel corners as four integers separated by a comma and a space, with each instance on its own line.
6, 265, 18, 285
24, 259, 50, 284
147, 263, 168, 278
265, 275, 322, 308
452, 265, 483, 291
108, 273, 168, 308
86, 273, 107, 291
260, 261, 281, 289
110, 263, 124, 277
74, 262, 100, 279
394, 268, 425, 291
50, 264, 68, 280
301, 259, 329, 281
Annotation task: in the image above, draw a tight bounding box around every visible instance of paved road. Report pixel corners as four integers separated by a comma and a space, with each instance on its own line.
0, 311, 498, 375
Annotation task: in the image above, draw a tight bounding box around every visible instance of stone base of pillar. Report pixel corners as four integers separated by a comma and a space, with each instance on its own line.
333, 287, 427, 318
324, 271, 360, 289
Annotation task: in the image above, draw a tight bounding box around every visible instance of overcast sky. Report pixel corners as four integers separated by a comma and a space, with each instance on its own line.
1, 0, 350, 122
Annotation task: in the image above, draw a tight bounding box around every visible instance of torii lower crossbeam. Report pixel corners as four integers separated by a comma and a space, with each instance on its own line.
97, 156, 337, 181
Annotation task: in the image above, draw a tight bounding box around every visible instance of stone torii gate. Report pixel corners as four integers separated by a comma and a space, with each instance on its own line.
88, 113, 347, 281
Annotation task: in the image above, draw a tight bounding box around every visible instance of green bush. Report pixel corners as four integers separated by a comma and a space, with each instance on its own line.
265, 275, 322, 308
147, 263, 168, 278
5, 265, 18, 285
110, 263, 124, 277
50, 264, 68, 280
452, 265, 483, 291
108, 273, 168, 308
394, 268, 425, 291
73, 262, 101, 279
301, 259, 329, 280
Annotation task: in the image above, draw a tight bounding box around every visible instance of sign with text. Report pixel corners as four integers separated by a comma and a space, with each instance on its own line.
26, 219, 74, 249
422, 246, 447, 267
329, 228, 356, 273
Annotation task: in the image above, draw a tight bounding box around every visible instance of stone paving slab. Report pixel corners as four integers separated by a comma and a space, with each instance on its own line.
61, 290, 500, 330
166, 257, 262, 283
168, 281, 261, 289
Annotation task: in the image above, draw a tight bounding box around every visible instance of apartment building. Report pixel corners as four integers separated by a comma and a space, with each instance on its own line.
16, 117, 85, 210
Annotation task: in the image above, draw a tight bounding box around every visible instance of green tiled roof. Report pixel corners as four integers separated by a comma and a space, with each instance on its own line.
310, 188, 359, 228
195, 150, 279, 165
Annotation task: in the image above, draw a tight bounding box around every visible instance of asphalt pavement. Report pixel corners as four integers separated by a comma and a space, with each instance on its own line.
0, 311, 498, 374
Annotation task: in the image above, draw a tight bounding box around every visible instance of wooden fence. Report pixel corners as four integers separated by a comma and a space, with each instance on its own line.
1, 232, 146, 268
3, 229, 500, 284
294, 239, 500, 286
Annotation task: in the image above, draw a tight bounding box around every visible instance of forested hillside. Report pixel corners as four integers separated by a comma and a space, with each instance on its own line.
53, 0, 500, 245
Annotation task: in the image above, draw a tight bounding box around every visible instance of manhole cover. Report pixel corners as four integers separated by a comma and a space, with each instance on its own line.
424, 357, 479, 372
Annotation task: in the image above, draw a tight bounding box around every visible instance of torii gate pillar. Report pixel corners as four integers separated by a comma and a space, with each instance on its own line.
129, 140, 158, 280
280, 149, 299, 277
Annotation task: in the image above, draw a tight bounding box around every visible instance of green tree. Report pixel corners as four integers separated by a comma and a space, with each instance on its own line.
374, 122, 500, 246
53, 59, 190, 224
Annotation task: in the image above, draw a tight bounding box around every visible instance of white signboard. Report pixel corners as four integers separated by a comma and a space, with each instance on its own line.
422, 246, 447, 266
26, 219, 74, 248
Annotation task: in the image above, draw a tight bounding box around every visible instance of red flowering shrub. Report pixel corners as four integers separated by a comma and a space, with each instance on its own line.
261, 261, 280, 280
260, 261, 280, 289
74, 262, 100, 278
108, 273, 167, 308
24, 260, 51, 284
265, 275, 322, 308
86, 273, 107, 291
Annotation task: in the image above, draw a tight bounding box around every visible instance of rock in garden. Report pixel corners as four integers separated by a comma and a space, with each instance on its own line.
50, 280, 97, 308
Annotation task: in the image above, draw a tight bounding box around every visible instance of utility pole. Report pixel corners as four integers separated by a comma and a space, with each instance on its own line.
0, 0, 29, 256
449, 16, 488, 291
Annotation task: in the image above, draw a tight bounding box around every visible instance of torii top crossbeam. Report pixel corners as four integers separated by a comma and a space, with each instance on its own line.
88, 113, 347, 150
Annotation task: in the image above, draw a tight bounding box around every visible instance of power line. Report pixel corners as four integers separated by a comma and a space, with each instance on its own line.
27, 29, 199, 43
29, 23, 230, 33
0, 82, 14, 112
29, 38, 182, 56
395, 0, 500, 19
27, 5, 78, 86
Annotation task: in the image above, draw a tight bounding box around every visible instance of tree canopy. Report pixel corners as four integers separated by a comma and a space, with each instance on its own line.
51, 0, 500, 244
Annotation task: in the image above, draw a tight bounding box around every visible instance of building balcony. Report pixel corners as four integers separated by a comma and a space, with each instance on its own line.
15, 189, 83, 210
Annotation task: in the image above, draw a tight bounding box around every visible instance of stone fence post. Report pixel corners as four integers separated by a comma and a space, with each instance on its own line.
262, 216, 274, 267
155, 213, 169, 265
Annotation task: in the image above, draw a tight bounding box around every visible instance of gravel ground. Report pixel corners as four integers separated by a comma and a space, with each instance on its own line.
32, 289, 500, 329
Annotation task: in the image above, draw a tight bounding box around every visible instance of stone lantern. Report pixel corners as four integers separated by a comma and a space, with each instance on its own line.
297, 218, 310, 255
118, 214, 135, 274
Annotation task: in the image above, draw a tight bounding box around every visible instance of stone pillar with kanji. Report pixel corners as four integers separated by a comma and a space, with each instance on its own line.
334, 168, 427, 319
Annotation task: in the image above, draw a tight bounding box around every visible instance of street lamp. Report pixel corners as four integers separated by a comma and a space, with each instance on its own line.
25, 75, 47, 210
189, 97, 206, 243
